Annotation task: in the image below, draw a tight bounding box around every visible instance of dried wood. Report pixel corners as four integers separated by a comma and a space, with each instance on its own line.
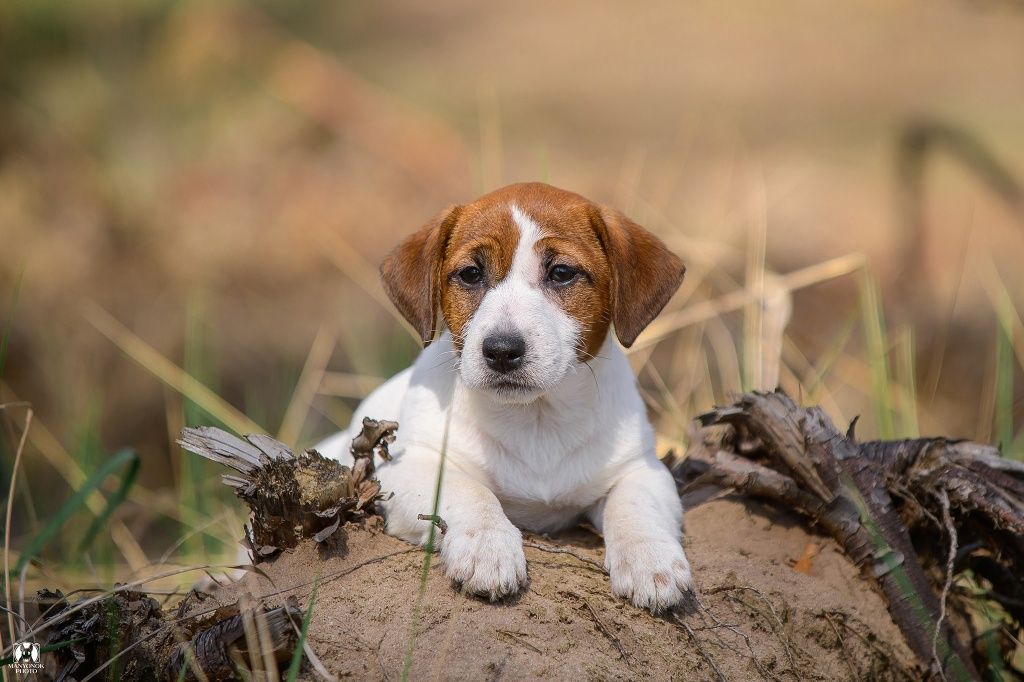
177, 419, 396, 559
38, 422, 401, 681
686, 389, 1024, 680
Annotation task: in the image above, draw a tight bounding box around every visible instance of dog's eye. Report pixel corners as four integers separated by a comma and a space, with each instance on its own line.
457, 266, 484, 285
547, 264, 579, 285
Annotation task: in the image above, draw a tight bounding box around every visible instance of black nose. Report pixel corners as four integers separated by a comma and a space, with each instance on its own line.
482, 333, 526, 373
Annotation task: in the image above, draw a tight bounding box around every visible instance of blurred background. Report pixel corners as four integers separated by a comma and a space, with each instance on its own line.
1, 0, 1022, 586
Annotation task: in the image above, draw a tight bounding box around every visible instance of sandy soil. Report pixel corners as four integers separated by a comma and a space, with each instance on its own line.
200, 495, 919, 681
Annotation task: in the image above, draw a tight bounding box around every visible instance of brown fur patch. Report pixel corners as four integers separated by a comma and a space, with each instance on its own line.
535, 233, 612, 360
590, 205, 686, 348
439, 200, 519, 349
379, 205, 461, 344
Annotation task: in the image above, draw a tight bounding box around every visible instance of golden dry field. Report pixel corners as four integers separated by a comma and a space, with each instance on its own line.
1, 1, 1023, 678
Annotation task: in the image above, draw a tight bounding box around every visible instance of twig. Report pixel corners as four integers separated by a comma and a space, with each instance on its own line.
522, 541, 605, 573
819, 610, 919, 682
931, 489, 957, 682
693, 597, 780, 681
495, 629, 542, 655
714, 585, 797, 672
673, 613, 726, 682
567, 592, 632, 668
416, 513, 448, 534
821, 611, 858, 680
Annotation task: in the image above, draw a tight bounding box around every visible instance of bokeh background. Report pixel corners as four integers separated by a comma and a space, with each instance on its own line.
1, 0, 1022, 584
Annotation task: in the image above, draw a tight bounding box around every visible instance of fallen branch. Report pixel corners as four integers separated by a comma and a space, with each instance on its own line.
38, 588, 303, 682
177, 418, 396, 560
683, 389, 1024, 680
36, 423, 400, 681
164, 598, 304, 681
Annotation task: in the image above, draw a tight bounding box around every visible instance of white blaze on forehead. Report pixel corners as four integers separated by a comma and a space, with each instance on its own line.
507, 204, 542, 284
457, 202, 580, 401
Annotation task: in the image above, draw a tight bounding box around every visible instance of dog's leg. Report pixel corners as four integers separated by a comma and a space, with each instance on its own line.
378, 451, 528, 601
591, 459, 693, 613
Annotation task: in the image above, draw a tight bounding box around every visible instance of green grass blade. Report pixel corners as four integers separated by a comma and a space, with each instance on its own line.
70, 406, 112, 571
894, 326, 920, 438
106, 593, 123, 681
83, 302, 264, 436
994, 299, 1014, 456
182, 293, 223, 559
806, 307, 857, 401
1012, 428, 1024, 461
175, 657, 189, 682
15, 448, 140, 574
78, 449, 140, 553
401, 407, 453, 681
286, 576, 320, 682
859, 269, 895, 438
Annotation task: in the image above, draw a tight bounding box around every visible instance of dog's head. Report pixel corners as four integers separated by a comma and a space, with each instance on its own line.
381, 182, 684, 403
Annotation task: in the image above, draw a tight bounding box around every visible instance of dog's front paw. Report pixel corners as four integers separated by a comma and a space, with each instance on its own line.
439, 521, 528, 601
607, 539, 694, 614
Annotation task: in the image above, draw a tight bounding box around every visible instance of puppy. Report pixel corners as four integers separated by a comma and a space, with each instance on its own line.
316, 182, 692, 612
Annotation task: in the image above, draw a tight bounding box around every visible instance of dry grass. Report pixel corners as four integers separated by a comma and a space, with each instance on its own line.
0, 0, 1022, 673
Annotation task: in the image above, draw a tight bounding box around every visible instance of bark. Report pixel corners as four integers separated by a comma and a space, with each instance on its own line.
177, 418, 395, 560
40, 421, 397, 681
689, 389, 1024, 680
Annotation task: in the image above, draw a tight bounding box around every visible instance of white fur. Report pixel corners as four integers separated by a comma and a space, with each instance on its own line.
458, 205, 580, 403
316, 204, 692, 612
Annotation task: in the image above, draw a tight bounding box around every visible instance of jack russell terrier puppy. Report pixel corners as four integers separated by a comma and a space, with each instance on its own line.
316, 182, 692, 613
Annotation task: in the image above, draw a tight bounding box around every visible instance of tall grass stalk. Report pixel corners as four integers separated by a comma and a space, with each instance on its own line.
286, 575, 320, 682
859, 269, 895, 438
742, 174, 768, 391
2, 406, 31, 656
631, 252, 865, 354
978, 265, 1023, 457
804, 308, 857, 403
278, 326, 336, 447
83, 302, 263, 436
894, 326, 920, 438
13, 448, 139, 576
994, 302, 1015, 457
182, 295, 221, 559
71, 407, 114, 578
401, 405, 453, 681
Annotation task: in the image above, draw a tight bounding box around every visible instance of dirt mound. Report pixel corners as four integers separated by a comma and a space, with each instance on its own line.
197, 495, 917, 680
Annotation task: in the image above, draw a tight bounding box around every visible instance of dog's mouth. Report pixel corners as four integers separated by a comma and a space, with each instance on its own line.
487, 377, 536, 392
482, 375, 545, 402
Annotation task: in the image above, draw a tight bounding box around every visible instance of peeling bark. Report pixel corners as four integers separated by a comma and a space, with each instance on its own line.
686, 390, 1023, 680
40, 422, 397, 681
177, 418, 395, 559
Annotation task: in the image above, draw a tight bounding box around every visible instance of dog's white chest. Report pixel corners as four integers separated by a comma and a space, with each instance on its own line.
447, 359, 639, 532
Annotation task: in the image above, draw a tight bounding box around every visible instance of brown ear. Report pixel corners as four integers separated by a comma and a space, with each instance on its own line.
380, 205, 461, 345
594, 206, 685, 348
